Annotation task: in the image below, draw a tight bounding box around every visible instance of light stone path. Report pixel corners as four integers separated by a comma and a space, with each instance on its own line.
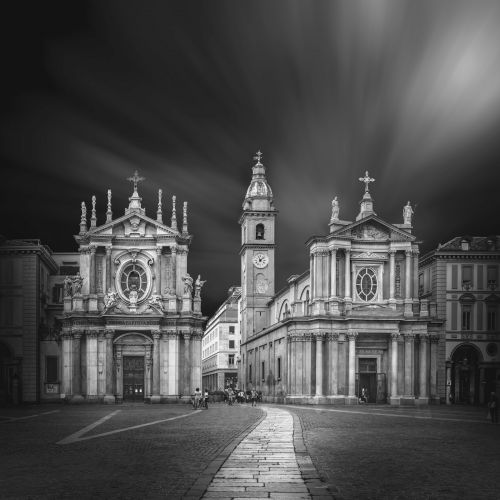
202, 406, 332, 499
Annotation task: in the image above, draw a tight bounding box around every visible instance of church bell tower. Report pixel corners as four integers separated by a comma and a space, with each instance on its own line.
239, 151, 277, 344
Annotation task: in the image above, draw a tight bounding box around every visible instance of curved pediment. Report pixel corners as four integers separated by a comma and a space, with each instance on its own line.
113, 333, 153, 345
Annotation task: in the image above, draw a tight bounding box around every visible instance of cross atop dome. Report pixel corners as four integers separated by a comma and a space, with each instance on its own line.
253, 150, 263, 165
359, 170, 375, 193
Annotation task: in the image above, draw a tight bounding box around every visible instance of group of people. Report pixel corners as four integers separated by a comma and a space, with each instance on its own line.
192, 388, 209, 409
224, 388, 260, 406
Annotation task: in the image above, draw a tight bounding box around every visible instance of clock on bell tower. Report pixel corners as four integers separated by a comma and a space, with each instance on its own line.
239, 151, 277, 343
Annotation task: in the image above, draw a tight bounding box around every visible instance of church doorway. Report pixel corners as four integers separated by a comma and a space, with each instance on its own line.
123, 356, 145, 401
356, 358, 378, 403
450, 344, 482, 405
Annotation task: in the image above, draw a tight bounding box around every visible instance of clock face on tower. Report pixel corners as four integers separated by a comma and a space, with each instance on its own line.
252, 252, 269, 268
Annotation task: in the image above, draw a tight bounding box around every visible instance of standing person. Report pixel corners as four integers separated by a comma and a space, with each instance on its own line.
204, 389, 209, 409
193, 387, 201, 409
488, 392, 498, 424
251, 389, 257, 407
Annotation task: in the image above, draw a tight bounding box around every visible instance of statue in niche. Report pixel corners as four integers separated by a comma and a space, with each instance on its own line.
183, 273, 193, 296
64, 276, 73, 297
104, 288, 118, 309
194, 275, 206, 298
129, 285, 138, 307
330, 196, 339, 221
72, 272, 84, 295
403, 201, 414, 225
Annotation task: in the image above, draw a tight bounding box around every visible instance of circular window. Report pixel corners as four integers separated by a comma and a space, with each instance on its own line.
120, 263, 148, 301
356, 268, 378, 301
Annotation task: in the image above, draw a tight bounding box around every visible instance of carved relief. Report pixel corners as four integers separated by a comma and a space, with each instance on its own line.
255, 274, 269, 294
352, 224, 388, 240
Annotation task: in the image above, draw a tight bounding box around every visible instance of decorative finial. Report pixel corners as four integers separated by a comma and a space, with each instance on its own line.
127, 170, 145, 193
106, 189, 112, 223
359, 171, 375, 193
90, 195, 97, 227
80, 201, 87, 234
157, 189, 163, 223
171, 195, 178, 230
253, 150, 263, 165
182, 201, 188, 234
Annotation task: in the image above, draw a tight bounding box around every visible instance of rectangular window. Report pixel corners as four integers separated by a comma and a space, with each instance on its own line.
462, 305, 471, 330
249, 364, 252, 383
487, 266, 498, 290
451, 265, 458, 289
462, 265, 473, 290
477, 265, 484, 289
277, 357, 282, 380
228, 354, 235, 366
358, 358, 377, 372
261, 361, 265, 381
229, 326, 235, 334
46, 356, 58, 383
451, 302, 458, 330
477, 302, 483, 330
487, 309, 497, 331
52, 284, 63, 303
229, 340, 235, 349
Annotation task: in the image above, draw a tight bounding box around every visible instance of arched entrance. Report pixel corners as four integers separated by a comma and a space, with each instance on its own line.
450, 344, 482, 405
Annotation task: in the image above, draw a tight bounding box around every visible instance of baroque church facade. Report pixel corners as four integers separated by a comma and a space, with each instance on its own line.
0, 172, 205, 404
239, 154, 445, 405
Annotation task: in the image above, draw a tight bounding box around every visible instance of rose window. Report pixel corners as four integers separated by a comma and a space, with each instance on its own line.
356, 268, 377, 301
120, 263, 148, 300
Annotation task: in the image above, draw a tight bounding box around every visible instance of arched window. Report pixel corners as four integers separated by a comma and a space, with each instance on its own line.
256, 223, 265, 240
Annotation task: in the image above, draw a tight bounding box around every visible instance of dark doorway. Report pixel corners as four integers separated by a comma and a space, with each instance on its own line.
450, 344, 481, 405
357, 358, 378, 403
123, 356, 145, 401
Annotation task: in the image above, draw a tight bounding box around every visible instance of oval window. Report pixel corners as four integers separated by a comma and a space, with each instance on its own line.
356, 268, 377, 301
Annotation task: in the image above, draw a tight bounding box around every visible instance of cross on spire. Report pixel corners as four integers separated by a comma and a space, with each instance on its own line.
127, 170, 145, 192
253, 150, 263, 164
359, 170, 375, 193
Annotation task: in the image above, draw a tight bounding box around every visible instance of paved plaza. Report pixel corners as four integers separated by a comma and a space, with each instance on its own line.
0, 402, 498, 499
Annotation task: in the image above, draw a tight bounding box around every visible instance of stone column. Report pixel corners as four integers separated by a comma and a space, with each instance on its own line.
309, 253, 314, 300
160, 332, 168, 396
390, 332, 400, 403
404, 333, 415, 399
151, 331, 161, 403
344, 249, 351, 300
295, 335, 303, 395
97, 331, 106, 396
106, 246, 112, 291
347, 330, 357, 401
330, 248, 337, 297
72, 331, 84, 402
144, 346, 151, 398
429, 335, 439, 402
288, 335, 297, 396
171, 247, 178, 296
183, 332, 191, 396
418, 334, 429, 403
190, 331, 202, 394
61, 332, 72, 397
327, 332, 339, 396
315, 333, 324, 397
89, 246, 96, 294
413, 250, 419, 299
303, 333, 312, 396
156, 247, 162, 294
104, 330, 115, 403
167, 331, 179, 396
389, 250, 396, 305
115, 345, 123, 400
405, 250, 412, 299
86, 331, 98, 398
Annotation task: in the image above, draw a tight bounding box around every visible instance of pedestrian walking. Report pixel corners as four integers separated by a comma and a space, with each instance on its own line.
488, 392, 498, 423
251, 389, 257, 407
204, 389, 209, 409
193, 387, 201, 409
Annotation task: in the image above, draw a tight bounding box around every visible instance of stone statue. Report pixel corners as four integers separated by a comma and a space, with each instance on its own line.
194, 275, 206, 298
129, 285, 138, 307
403, 201, 414, 225
330, 196, 339, 221
63, 276, 73, 297
148, 294, 163, 311
183, 273, 193, 296
72, 272, 84, 295
104, 288, 118, 309
164, 287, 176, 297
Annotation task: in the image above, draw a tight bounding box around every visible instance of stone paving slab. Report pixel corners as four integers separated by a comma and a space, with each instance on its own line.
201, 406, 333, 499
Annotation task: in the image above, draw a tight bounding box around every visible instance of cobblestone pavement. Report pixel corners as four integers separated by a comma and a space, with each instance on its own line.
284, 404, 500, 500
0, 402, 262, 499
1, 403, 498, 500
201, 406, 332, 499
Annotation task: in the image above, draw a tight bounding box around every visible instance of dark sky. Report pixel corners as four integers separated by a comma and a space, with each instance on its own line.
2, 1, 500, 317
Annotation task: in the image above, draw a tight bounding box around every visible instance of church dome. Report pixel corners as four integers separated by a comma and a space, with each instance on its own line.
243, 151, 274, 208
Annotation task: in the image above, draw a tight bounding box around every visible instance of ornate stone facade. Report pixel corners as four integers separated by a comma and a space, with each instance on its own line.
0, 172, 205, 403
238, 157, 444, 405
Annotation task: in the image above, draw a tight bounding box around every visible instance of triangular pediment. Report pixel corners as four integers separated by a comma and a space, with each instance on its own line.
331, 215, 415, 242
82, 212, 180, 240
